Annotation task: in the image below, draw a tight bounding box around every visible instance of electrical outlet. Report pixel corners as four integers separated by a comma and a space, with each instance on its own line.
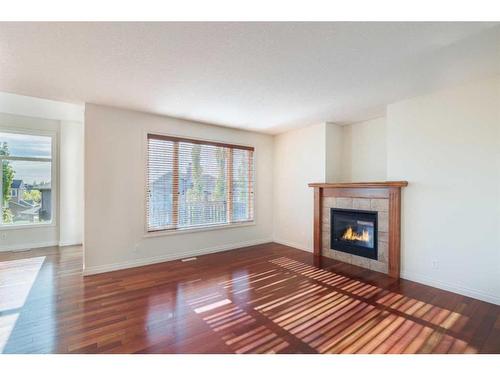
1, 233, 6, 240
432, 260, 439, 269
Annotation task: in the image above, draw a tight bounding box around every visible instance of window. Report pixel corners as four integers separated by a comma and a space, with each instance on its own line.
147, 134, 254, 232
0, 131, 53, 226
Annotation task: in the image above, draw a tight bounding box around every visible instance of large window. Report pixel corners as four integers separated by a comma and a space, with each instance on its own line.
0, 131, 53, 226
147, 134, 254, 232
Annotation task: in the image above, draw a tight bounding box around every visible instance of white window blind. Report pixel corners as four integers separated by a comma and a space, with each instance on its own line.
147, 134, 254, 232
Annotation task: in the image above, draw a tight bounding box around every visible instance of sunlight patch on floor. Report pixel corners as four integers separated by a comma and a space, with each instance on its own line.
0, 313, 19, 352
0, 256, 45, 311
0, 256, 45, 353
194, 298, 232, 314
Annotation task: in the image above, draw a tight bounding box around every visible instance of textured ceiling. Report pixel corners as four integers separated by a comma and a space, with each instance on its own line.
0, 22, 499, 133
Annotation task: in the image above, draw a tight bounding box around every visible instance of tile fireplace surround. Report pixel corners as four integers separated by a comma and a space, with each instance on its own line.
309, 181, 408, 278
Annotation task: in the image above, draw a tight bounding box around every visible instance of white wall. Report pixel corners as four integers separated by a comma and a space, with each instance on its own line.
325, 123, 344, 182
387, 77, 500, 304
84, 104, 274, 274
273, 122, 344, 252
273, 124, 326, 252
341, 117, 387, 182
59, 121, 84, 246
0, 91, 83, 123
0, 92, 84, 251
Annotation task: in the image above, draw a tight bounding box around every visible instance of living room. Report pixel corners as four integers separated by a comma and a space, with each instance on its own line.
0, 2, 499, 372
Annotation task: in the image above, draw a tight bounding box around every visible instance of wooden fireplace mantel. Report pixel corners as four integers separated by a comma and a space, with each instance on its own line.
308, 181, 408, 189
309, 181, 408, 278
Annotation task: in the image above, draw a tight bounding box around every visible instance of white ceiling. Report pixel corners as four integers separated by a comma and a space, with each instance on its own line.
0, 22, 499, 134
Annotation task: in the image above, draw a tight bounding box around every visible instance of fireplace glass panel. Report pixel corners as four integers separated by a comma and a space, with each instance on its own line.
331, 208, 378, 260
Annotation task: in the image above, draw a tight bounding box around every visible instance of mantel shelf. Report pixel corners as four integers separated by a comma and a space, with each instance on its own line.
308, 181, 408, 189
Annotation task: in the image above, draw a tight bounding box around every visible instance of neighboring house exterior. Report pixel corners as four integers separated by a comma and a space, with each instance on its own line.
37, 182, 52, 221
10, 179, 24, 203
6, 179, 52, 223
9, 179, 39, 222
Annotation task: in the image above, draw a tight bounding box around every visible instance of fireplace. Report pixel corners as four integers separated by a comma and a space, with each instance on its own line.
310, 181, 407, 277
330, 208, 378, 260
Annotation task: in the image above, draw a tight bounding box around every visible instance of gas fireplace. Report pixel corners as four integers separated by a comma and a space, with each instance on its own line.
331, 208, 378, 260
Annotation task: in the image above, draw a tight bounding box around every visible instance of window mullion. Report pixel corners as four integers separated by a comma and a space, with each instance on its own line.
226, 148, 233, 224
0, 157, 3, 225
172, 141, 179, 229
248, 150, 253, 221
2, 156, 51, 162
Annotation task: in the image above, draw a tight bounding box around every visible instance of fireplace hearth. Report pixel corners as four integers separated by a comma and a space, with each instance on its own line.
331, 208, 378, 260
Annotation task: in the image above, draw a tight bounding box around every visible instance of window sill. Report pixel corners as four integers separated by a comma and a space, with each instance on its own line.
0, 222, 55, 231
144, 221, 256, 238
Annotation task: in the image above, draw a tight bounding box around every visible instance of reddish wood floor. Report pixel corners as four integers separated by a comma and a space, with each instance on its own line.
0, 243, 498, 354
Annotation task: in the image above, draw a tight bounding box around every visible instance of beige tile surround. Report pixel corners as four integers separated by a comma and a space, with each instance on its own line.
322, 197, 389, 274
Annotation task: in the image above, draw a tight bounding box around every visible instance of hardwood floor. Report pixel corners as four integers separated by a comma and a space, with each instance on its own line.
0, 243, 498, 354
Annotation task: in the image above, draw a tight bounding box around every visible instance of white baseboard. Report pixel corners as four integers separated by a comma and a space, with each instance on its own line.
401, 270, 500, 306
58, 241, 82, 247
0, 241, 59, 252
83, 237, 273, 276
273, 238, 312, 253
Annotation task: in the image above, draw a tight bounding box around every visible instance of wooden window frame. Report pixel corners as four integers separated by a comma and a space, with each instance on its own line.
146, 133, 255, 234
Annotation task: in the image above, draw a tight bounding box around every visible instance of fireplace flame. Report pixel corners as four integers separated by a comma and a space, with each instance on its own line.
342, 226, 370, 243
